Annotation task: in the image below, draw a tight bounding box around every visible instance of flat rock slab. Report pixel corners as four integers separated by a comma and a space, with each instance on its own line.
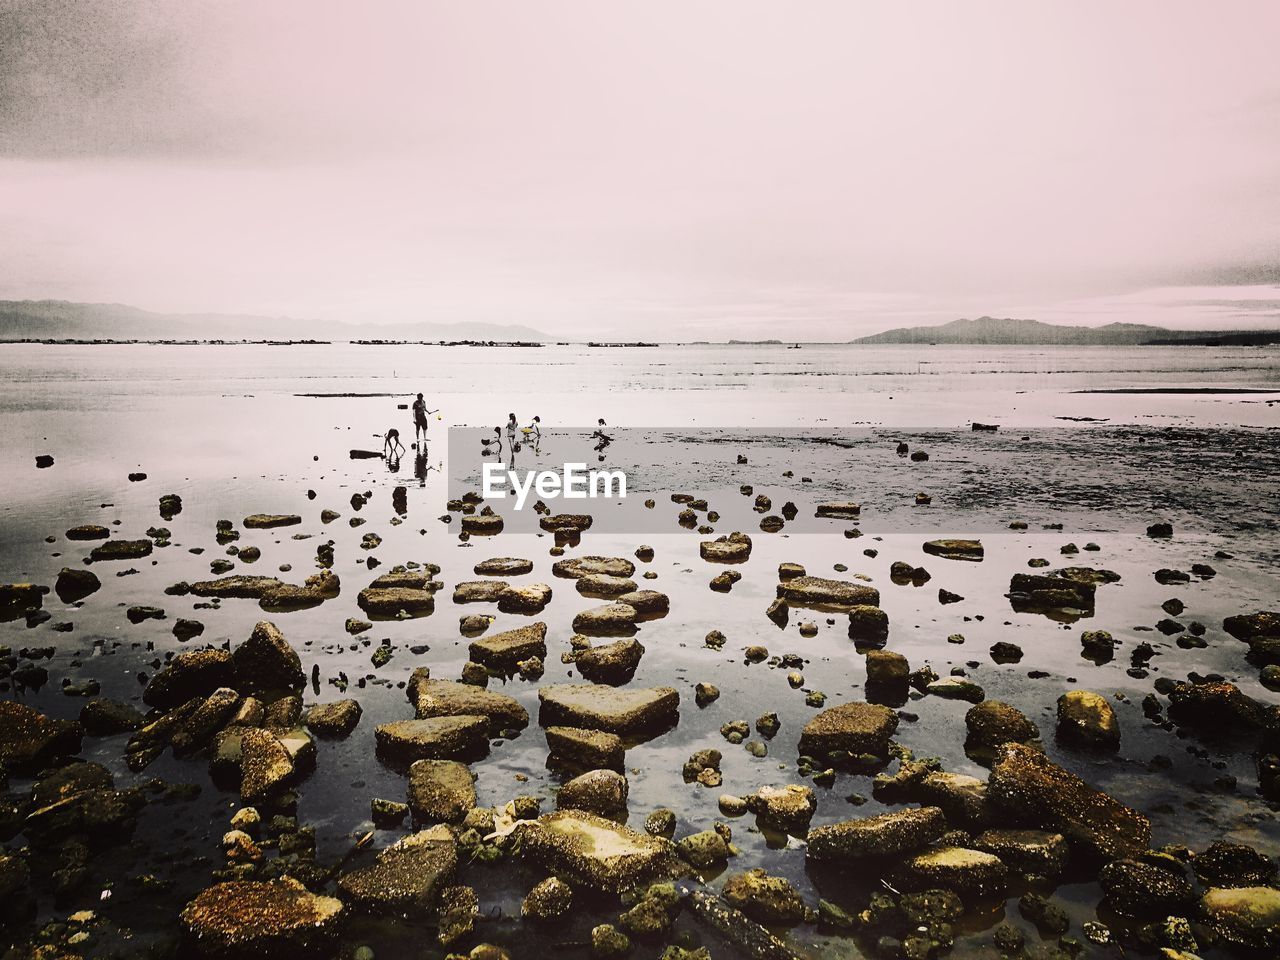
338, 826, 456, 913
474, 557, 534, 576
460, 514, 503, 535
572, 603, 639, 636
519, 810, 674, 893
777, 576, 880, 610
369, 570, 438, 590
544, 726, 625, 769
575, 574, 639, 598
452, 580, 510, 603
1007, 574, 1096, 617
815, 502, 862, 518
807, 807, 947, 861
892, 846, 1009, 900
923, 539, 985, 561
540, 514, 594, 532
497, 583, 552, 614
243, 514, 303, 529
181, 878, 343, 956
88, 539, 153, 562
358, 586, 435, 617
538, 684, 679, 736
799, 702, 898, 757
409, 674, 529, 732
552, 556, 636, 579
66, 524, 111, 540
408, 759, 476, 823
468, 622, 548, 670
987, 743, 1150, 861
190, 575, 285, 599
375, 716, 489, 764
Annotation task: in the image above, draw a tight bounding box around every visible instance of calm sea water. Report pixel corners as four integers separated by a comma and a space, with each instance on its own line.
1, 342, 1278, 959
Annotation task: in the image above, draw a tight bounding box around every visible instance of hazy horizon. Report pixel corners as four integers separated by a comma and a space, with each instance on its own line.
2, 1, 1279, 339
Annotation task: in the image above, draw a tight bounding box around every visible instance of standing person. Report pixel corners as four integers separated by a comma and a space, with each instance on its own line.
412, 393, 437, 447
506, 412, 518, 447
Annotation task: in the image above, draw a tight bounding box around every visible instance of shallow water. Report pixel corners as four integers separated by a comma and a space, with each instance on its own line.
1, 342, 1279, 959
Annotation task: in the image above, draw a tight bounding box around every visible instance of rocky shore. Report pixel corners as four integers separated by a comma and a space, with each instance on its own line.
1, 433, 1278, 960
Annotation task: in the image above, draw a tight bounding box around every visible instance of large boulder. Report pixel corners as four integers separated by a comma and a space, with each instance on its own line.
518, 810, 675, 893
574, 639, 645, 685
475, 557, 534, 576
987, 743, 1149, 861
408, 674, 529, 733
576, 574, 638, 597
721, 869, 808, 925
0, 583, 48, 621
557, 769, 629, 819
357, 586, 435, 617
699, 532, 752, 563
552, 556, 636, 579
181, 877, 343, 956
243, 514, 302, 528
497, 583, 552, 614
972, 829, 1069, 880
1056, 690, 1120, 748
572, 603, 639, 636
777, 576, 879, 610
239, 727, 308, 803
452, 580, 509, 603
538, 684, 679, 736
189, 576, 285, 600
799, 702, 897, 758
143, 648, 236, 710
304, 700, 362, 738
1007, 573, 1095, 616
232, 621, 304, 691
892, 847, 1008, 901
88, 539, 153, 562
0, 701, 84, 774
467, 622, 547, 670
375, 716, 489, 764
922, 539, 984, 561
407, 760, 476, 824
54, 567, 101, 603
1200, 886, 1280, 952
965, 701, 1039, 752
544, 726, 625, 770
338, 825, 456, 913
807, 807, 947, 861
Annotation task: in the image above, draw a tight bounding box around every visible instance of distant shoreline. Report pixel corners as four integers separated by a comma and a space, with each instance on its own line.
2, 337, 1279, 348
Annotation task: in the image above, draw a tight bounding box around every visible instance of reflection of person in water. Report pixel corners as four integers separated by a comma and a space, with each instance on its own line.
481, 426, 502, 455
414, 450, 428, 486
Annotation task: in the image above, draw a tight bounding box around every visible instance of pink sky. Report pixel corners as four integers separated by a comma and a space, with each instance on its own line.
1, 0, 1278, 338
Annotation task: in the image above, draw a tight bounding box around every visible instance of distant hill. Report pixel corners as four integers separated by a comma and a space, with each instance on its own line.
852, 315, 1280, 346
0, 300, 549, 343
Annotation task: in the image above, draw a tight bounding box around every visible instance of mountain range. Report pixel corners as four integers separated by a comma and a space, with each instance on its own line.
3, 301, 1279, 346
851, 315, 1280, 346
0, 300, 549, 343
